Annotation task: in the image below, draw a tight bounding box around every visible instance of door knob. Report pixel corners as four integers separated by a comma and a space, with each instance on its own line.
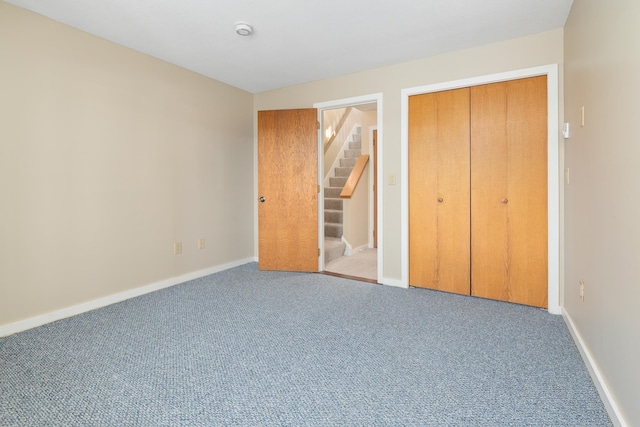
437, 197, 444, 203
501, 198, 508, 204
258, 196, 266, 203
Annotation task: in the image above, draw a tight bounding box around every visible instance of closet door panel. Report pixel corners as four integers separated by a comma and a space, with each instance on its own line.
471, 76, 548, 307
409, 89, 470, 295
469, 83, 509, 301
409, 93, 438, 289
506, 76, 548, 307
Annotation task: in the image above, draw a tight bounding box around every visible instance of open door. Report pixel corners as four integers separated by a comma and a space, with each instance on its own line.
257, 108, 319, 272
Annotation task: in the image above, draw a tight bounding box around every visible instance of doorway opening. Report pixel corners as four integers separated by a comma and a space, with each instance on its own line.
315, 98, 380, 283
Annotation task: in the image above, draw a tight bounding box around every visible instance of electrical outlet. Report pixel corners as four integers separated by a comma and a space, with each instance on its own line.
198, 238, 205, 250
174, 241, 182, 255
579, 280, 585, 302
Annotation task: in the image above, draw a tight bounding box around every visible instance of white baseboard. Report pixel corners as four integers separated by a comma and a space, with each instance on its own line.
562, 308, 628, 427
0, 258, 255, 338
344, 242, 369, 257
342, 237, 353, 256
379, 276, 408, 289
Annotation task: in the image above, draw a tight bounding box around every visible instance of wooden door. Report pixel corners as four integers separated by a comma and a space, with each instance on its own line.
409, 88, 471, 295
257, 109, 319, 272
470, 76, 548, 307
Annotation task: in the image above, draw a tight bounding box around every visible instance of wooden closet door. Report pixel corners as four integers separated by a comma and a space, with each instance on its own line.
409, 88, 470, 295
470, 76, 548, 308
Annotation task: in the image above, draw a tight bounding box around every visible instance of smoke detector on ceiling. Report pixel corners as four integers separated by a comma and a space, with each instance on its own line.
235, 22, 253, 37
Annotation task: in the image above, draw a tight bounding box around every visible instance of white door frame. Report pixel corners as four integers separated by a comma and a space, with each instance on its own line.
368, 125, 377, 250
314, 93, 383, 280
400, 64, 560, 314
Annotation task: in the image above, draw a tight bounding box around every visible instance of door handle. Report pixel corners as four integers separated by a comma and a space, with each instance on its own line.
258, 196, 266, 203
437, 197, 444, 203
501, 198, 508, 204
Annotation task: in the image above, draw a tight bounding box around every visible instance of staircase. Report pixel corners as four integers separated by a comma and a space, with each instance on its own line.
324, 127, 362, 264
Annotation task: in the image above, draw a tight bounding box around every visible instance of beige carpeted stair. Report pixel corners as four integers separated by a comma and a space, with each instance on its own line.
324, 127, 361, 264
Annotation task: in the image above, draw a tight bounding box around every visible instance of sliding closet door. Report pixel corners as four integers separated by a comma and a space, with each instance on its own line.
409, 88, 470, 295
470, 76, 548, 308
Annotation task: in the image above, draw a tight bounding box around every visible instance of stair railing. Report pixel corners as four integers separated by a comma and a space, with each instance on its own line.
340, 155, 369, 199
324, 106, 353, 154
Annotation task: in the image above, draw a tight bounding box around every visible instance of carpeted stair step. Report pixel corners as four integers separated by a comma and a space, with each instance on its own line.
349, 139, 361, 150
324, 237, 346, 264
344, 148, 361, 158
325, 223, 343, 238
340, 157, 357, 168
329, 176, 348, 187
325, 209, 343, 224
324, 187, 342, 198
325, 198, 343, 210
335, 167, 353, 177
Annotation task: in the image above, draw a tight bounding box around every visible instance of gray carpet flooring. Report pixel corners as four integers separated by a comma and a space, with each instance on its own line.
0, 263, 611, 426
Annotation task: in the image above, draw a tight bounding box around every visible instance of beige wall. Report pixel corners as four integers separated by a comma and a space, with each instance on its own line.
254, 29, 564, 282
342, 162, 370, 252
564, 1, 640, 425
0, 3, 254, 327
358, 109, 377, 157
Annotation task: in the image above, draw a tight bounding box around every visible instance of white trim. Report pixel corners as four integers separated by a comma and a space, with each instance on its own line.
345, 242, 370, 256
400, 64, 561, 313
0, 258, 256, 337
378, 277, 405, 288
316, 110, 325, 270
314, 93, 384, 284
368, 125, 377, 249
314, 93, 383, 110
562, 308, 628, 427
342, 236, 354, 256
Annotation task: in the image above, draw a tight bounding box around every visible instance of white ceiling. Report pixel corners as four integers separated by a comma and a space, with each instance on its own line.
6, 0, 574, 94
